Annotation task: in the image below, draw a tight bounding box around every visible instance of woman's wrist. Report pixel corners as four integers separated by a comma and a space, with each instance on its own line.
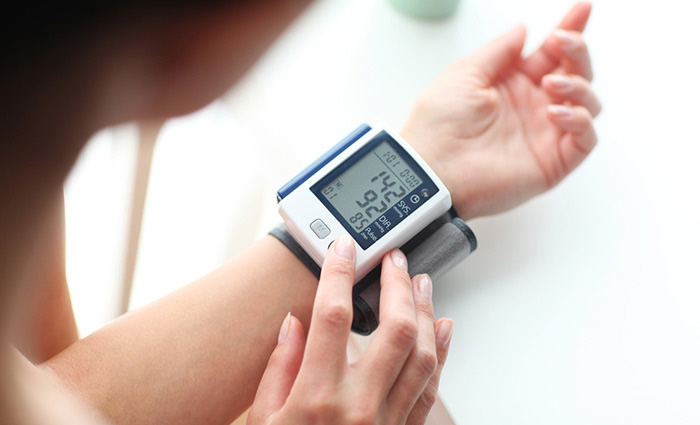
401, 127, 474, 221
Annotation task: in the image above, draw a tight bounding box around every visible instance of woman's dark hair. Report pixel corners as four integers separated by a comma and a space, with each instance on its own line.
1, 0, 251, 138
3, 0, 239, 67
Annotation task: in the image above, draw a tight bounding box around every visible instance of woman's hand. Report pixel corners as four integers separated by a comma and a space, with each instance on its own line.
402, 2, 600, 220
247, 235, 453, 425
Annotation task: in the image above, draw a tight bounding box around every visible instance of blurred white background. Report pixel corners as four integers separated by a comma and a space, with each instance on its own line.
64, 0, 700, 423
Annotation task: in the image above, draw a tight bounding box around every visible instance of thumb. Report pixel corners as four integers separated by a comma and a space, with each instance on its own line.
468, 24, 526, 84
247, 313, 306, 424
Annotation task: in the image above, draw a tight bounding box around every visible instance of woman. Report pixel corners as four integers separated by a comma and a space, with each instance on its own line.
0, 1, 600, 424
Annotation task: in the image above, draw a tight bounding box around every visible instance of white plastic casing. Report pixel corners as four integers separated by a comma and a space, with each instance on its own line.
278, 125, 451, 282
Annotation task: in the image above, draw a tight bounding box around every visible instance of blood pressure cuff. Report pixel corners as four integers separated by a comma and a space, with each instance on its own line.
269, 208, 477, 335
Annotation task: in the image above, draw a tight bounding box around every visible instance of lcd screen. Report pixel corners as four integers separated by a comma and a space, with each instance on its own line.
311, 132, 438, 250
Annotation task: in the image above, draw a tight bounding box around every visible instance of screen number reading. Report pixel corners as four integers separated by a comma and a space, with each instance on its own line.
348, 170, 409, 231
400, 169, 420, 189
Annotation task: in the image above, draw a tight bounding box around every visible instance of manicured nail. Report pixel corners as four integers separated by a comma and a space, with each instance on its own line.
546, 74, 574, 92
553, 29, 577, 49
436, 319, 454, 347
391, 249, 408, 271
278, 312, 291, 344
548, 104, 574, 119
417, 274, 433, 301
335, 235, 355, 261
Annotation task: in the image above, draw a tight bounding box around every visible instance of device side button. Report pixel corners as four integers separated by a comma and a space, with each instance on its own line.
310, 219, 331, 239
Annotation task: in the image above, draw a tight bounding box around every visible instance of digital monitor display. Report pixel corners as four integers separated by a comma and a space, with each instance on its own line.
311, 131, 438, 250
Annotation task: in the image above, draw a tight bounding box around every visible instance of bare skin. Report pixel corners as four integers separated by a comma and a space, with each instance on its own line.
0, 3, 599, 425
10, 193, 78, 364
403, 2, 599, 220
43, 236, 319, 424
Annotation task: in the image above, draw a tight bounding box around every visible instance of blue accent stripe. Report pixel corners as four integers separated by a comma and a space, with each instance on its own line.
277, 123, 372, 201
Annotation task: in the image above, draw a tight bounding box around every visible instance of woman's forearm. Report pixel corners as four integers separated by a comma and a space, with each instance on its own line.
42, 236, 317, 425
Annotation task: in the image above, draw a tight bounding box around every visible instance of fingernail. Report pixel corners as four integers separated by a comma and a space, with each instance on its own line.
278, 312, 291, 344
553, 29, 577, 49
417, 274, 432, 301
436, 319, 454, 347
548, 104, 574, 119
546, 74, 573, 92
391, 249, 408, 272
334, 235, 355, 261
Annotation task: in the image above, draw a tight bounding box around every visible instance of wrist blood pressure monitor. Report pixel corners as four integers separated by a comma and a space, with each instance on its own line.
276, 124, 452, 282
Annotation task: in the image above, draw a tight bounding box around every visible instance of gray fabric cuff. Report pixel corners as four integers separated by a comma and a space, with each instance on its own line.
269, 210, 477, 335
351, 211, 477, 334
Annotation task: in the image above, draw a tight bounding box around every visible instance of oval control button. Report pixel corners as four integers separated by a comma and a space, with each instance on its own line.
310, 219, 331, 239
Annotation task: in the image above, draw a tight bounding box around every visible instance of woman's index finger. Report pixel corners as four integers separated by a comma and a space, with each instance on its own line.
301, 235, 356, 376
